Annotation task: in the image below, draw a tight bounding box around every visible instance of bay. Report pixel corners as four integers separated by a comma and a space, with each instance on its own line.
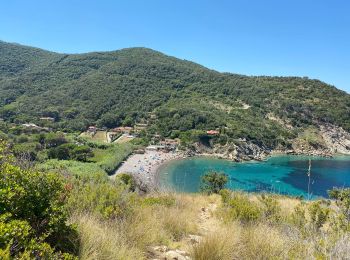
158, 155, 350, 198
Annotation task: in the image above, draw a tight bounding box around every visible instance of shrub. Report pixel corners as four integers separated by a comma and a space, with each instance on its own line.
291, 203, 307, 229
48, 143, 93, 162
0, 142, 78, 258
141, 196, 176, 207
221, 192, 262, 223
66, 176, 136, 219
115, 173, 136, 191
91, 143, 134, 174
328, 188, 350, 224
219, 189, 231, 204
200, 171, 228, 194
308, 201, 330, 230
259, 194, 282, 222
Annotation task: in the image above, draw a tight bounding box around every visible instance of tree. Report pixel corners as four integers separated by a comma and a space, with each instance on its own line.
71, 145, 93, 162
44, 132, 67, 148
48, 144, 92, 162
48, 144, 72, 160
200, 171, 228, 194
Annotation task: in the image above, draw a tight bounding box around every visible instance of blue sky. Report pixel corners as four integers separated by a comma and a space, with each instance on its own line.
1, 0, 349, 92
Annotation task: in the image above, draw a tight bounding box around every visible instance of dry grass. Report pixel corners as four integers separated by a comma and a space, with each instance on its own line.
70, 193, 203, 259
72, 213, 144, 260
69, 190, 344, 260
238, 224, 296, 259
191, 222, 309, 260
191, 224, 241, 260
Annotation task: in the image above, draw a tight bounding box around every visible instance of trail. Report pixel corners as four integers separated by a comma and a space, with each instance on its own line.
197, 201, 219, 235
148, 197, 221, 260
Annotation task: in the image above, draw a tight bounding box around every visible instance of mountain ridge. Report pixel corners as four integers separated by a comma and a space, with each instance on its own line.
0, 41, 349, 154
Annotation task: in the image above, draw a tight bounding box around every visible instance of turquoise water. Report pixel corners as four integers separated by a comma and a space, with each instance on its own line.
158, 155, 350, 198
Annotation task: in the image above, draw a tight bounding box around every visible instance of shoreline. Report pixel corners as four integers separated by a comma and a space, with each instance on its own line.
111, 148, 350, 192
111, 150, 186, 191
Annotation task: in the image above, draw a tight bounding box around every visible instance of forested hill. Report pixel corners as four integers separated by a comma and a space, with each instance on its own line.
1, 40, 350, 149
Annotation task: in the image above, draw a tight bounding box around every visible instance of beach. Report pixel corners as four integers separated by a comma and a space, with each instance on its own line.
111, 150, 183, 189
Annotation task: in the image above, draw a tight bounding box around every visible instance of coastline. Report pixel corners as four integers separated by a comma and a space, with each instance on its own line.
111, 150, 185, 191
111, 147, 350, 192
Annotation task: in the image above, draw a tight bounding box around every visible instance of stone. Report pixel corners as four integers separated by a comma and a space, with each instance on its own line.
164, 250, 190, 260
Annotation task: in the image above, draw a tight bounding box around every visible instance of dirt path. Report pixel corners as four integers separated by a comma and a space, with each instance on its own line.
148, 197, 221, 260
198, 201, 219, 235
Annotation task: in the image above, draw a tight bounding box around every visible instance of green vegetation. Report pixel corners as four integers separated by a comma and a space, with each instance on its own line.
90, 143, 134, 174
0, 120, 136, 178
200, 171, 228, 194
0, 142, 77, 259
1, 142, 350, 259
1, 41, 350, 259
0, 41, 349, 150
37, 159, 107, 177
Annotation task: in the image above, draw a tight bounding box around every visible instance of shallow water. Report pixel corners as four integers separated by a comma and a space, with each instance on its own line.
158, 155, 350, 198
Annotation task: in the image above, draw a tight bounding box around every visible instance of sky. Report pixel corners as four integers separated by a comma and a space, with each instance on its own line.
1, 0, 349, 92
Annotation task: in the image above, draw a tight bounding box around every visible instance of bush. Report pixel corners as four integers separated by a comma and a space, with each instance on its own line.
200, 171, 228, 194
259, 194, 282, 222
221, 192, 262, 223
48, 143, 93, 162
37, 159, 107, 178
66, 176, 136, 219
91, 143, 134, 174
115, 173, 136, 192
328, 188, 350, 224
308, 201, 330, 230
0, 142, 78, 258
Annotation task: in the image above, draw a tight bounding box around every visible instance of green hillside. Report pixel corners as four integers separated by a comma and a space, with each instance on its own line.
1, 41, 349, 149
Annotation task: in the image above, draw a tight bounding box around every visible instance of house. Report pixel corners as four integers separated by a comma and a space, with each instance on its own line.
206, 130, 220, 135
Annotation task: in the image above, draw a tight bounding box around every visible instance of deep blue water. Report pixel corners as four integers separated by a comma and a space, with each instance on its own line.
158, 156, 350, 198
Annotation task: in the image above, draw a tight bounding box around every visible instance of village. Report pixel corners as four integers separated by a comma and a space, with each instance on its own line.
6, 114, 222, 187
82, 121, 220, 153
13, 114, 221, 153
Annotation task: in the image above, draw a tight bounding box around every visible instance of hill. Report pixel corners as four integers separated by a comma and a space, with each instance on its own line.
1, 41, 350, 155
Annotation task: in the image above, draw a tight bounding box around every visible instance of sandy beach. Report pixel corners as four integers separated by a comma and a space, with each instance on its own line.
111, 150, 183, 189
